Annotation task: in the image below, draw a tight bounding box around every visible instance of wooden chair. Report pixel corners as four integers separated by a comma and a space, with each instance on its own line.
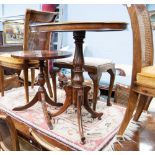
0, 9, 57, 103
117, 4, 154, 136
0, 115, 20, 150
52, 56, 115, 110
0, 115, 53, 151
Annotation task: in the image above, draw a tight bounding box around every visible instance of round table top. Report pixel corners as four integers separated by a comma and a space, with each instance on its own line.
30, 21, 127, 32
11, 50, 72, 60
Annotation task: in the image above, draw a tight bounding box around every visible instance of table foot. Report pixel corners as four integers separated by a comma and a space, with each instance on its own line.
41, 99, 53, 130
13, 92, 38, 111
83, 86, 103, 120
48, 85, 72, 117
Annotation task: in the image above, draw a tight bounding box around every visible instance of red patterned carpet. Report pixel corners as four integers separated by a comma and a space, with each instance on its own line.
0, 86, 125, 150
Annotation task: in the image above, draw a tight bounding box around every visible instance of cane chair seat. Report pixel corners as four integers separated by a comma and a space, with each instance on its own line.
0, 53, 38, 65
136, 66, 155, 87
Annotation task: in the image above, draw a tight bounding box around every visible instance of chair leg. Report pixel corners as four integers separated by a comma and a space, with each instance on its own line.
51, 72, 57, 103
0, 66, 4, 96
88, 72, 101, 111
133, 95, 152, 121
23, 67, 29, 104
117, 90, 138, 136
107, 69, 115, 106
44, 66, 53, 98
31, 68, 35, 89
143, 96, 152, 111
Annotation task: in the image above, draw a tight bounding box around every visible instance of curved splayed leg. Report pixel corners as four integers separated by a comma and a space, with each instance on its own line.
13, 92, 38, 111
48, 85, 72, 117
83, 86, 103, 120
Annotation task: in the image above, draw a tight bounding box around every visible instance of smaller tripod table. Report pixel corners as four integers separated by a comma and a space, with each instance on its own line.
11, 50, 72, 129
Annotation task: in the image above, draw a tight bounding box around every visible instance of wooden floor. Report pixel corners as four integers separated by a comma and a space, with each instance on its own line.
113, 102, 155, 151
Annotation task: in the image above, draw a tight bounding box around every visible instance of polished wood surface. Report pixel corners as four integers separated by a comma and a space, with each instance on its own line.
11, 50, 72, 60
31, 21, 127, 32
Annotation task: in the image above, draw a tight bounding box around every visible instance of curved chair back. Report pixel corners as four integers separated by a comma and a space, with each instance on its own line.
23, 9, 58, 51
127, 4, 154, 85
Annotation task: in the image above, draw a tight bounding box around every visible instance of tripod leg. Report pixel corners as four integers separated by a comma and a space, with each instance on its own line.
13, 92, 38, 111
48, 85, 72, 117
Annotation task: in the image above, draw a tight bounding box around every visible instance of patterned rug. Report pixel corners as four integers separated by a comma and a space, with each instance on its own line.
0, 86, 125, 151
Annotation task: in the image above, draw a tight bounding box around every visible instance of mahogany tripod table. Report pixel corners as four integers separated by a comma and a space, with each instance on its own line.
11, 50, 72, 130
20, 22, 127, 144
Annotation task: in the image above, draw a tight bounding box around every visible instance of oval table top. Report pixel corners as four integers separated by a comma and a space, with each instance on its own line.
30, 21, 127, 32
11, 50, 72, 60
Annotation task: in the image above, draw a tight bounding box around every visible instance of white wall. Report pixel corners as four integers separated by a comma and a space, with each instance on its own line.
2, 4, 41, 17
62, 4, 132, 65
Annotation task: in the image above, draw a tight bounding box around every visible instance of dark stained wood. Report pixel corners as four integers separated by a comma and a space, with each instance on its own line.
11, 50, 72, 60
31, 21, 127, 32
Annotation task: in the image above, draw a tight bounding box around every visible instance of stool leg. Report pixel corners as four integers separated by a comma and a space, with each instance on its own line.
88, 72, 101, 111
0, 66, 4, 96
107, 68, 115, 106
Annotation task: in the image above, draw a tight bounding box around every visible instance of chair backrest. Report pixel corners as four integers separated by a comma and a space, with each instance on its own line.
127, 4, 154, 84
23, 9, 58, 51
0, 115, 19, 151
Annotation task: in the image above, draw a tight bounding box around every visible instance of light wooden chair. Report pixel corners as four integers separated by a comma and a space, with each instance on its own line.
118, 4, 154, 136
0, 9, 57, 103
